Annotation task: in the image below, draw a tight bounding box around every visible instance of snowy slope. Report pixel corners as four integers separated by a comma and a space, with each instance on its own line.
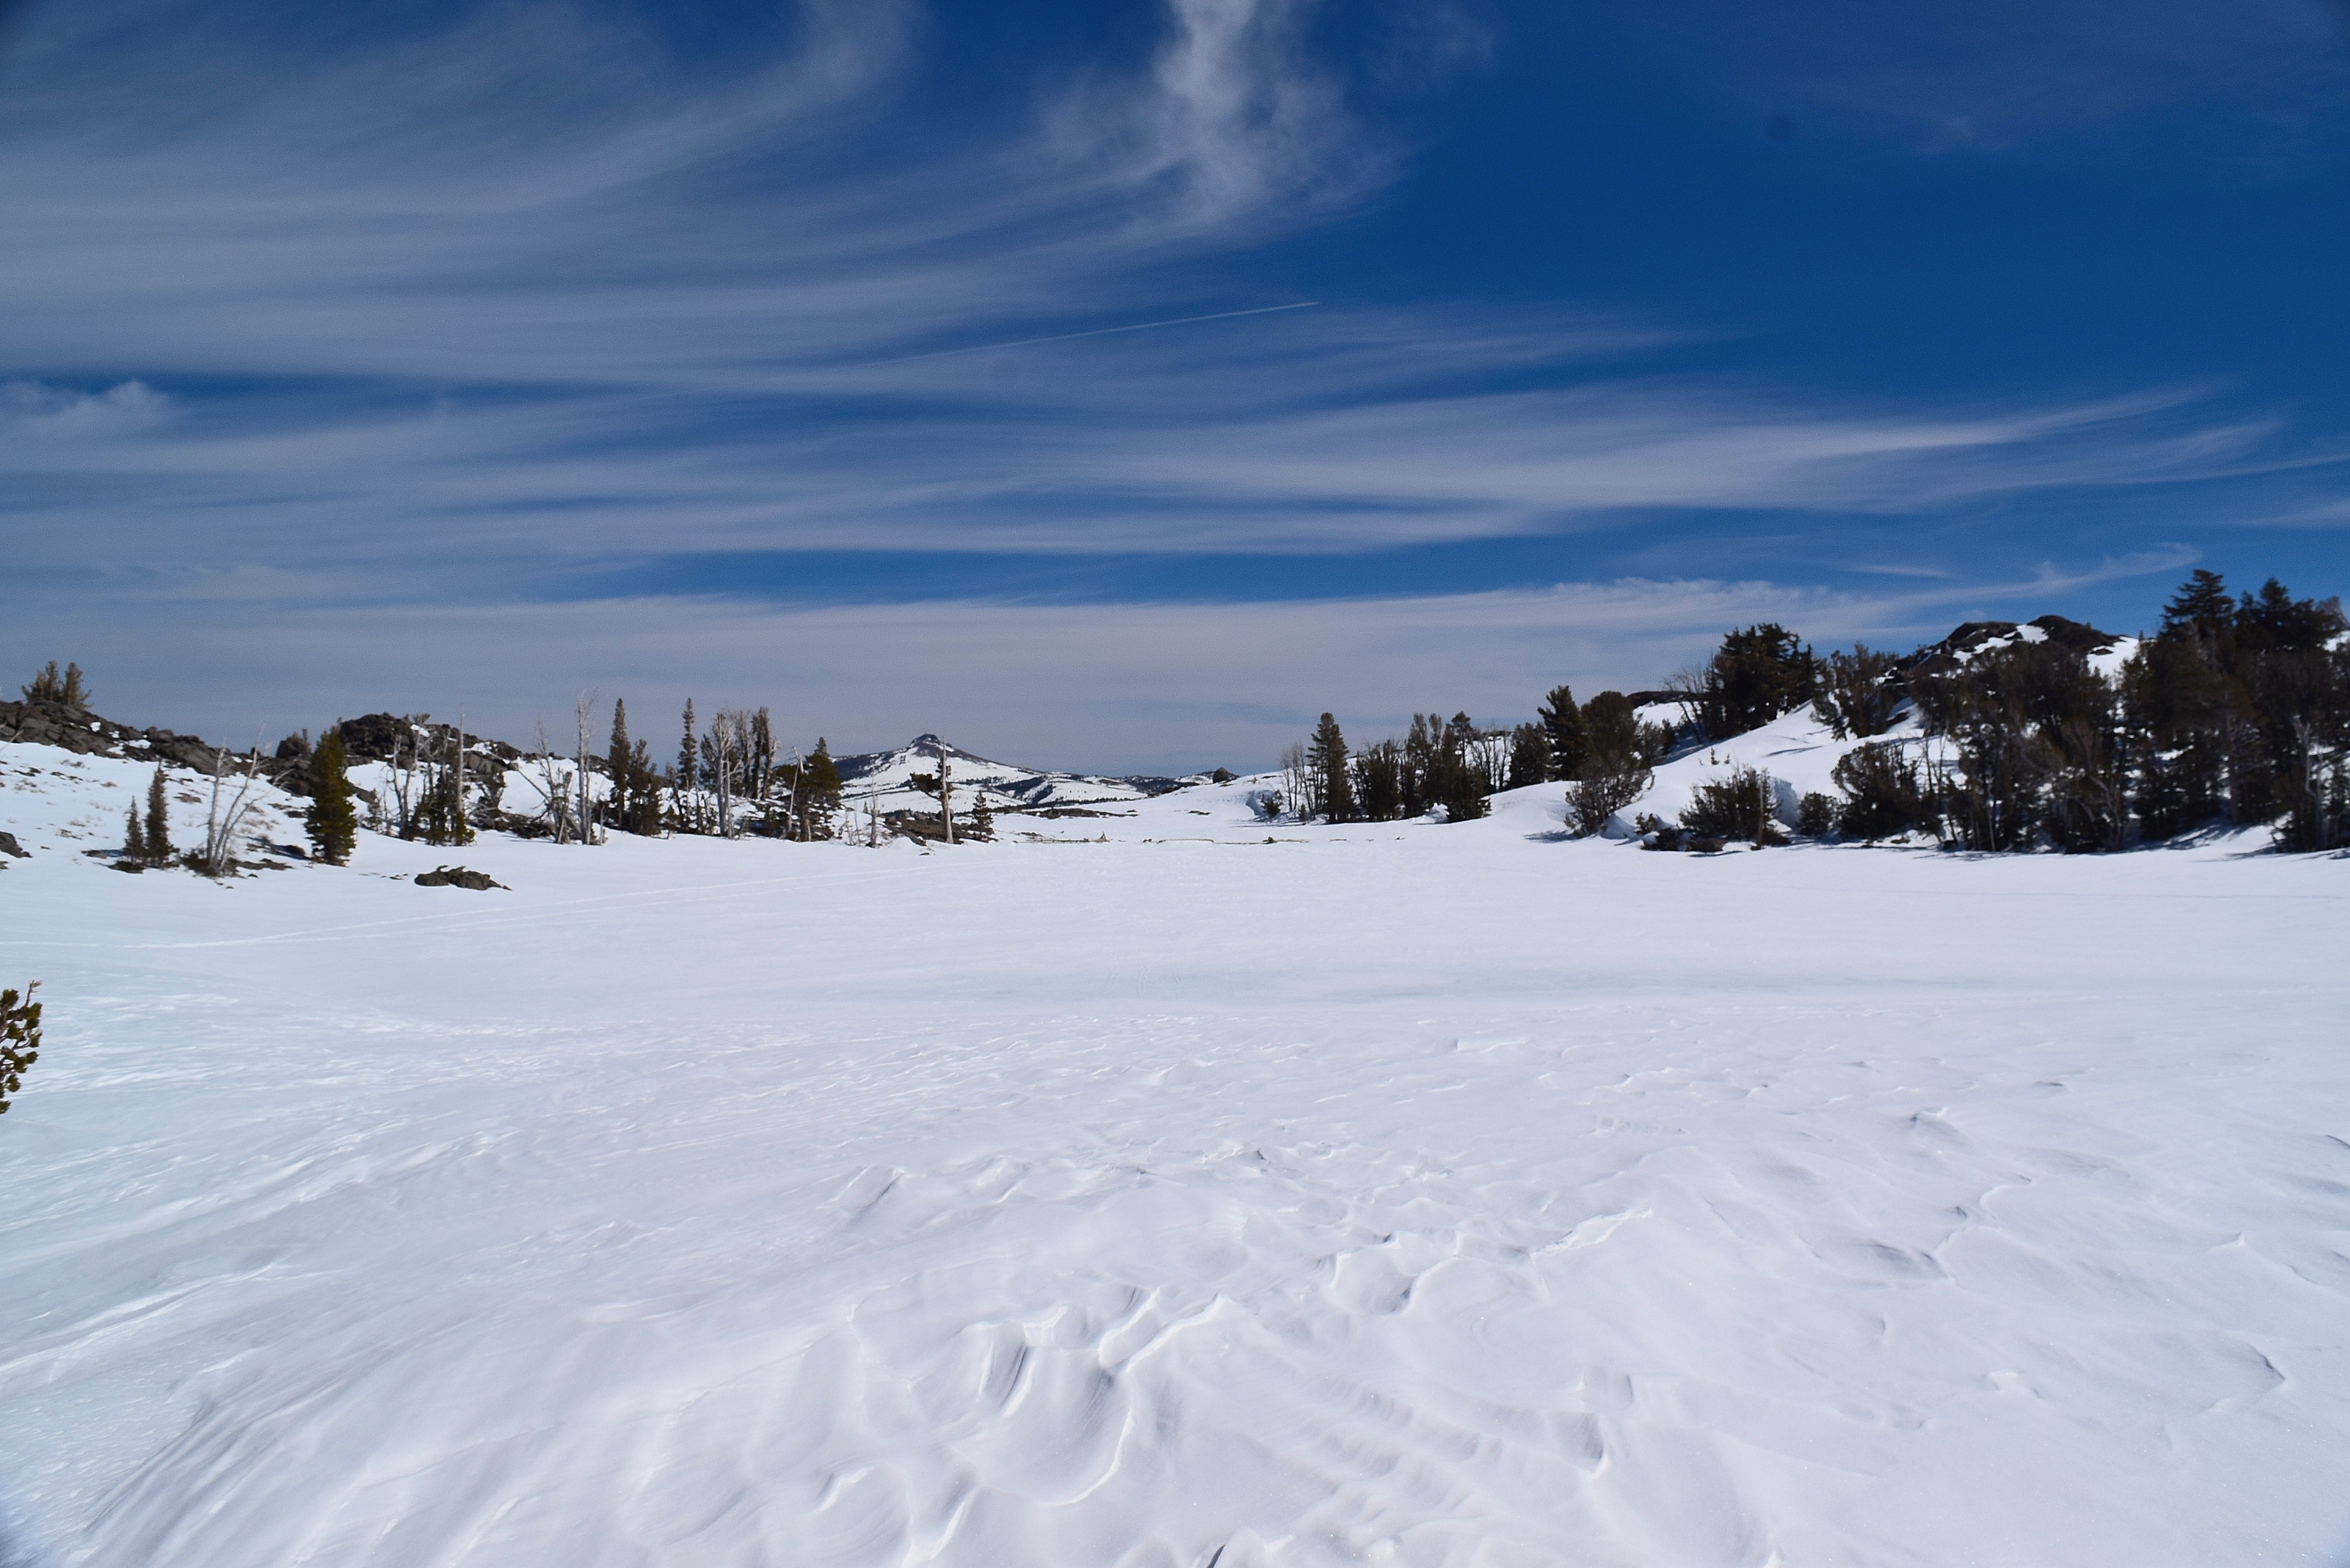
3, 738, 2348, 1568
834, 734, 1196, 820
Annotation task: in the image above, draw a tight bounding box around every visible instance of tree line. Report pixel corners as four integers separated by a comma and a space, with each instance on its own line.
1275, 569, 2347, 852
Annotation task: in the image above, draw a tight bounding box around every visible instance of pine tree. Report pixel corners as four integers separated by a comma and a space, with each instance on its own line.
145, 767, 174, 861
800, 738, 843, 839
1437, 712, 1490, 822
305, 730, 358, 865
1506, 722, 1549, 790
1307, 713, 1353, 822
124, 804, 148, 862
1537, 685, 1587, 779
606, 698, 633, 833
1694, 624, 1818, 739
676, 699, 697, 830
2161, 569, 2233, 639
968, 792, 996, 840
19, 662, 88, 707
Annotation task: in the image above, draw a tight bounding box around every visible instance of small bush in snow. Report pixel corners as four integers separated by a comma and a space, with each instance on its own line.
1681, 765, 1785, 847
1797, 791, 1838, 838
1566, 765, 1650, 836
1831, 743, 1933, 841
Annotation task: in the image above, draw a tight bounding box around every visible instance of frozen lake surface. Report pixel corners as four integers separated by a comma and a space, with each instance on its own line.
3, 753, 2347, 1566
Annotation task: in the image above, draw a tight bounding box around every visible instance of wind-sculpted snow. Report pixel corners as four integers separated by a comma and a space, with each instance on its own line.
2, 741, 2347, 1566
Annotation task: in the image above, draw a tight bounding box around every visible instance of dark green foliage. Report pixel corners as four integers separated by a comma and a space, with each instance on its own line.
1910, 641, 2125, 851
1691, 625, 1818, 740
676, 699, 697, 821
1830, 743, 1933, 841
124, 804, 148, 861
0, 982, 41, 1115
602, 702, 665, 836
1797, 792, 1837, 838
414, 764, 473, 847
21, 662, 88, 706
1307, 713, 1354, 822
2160, 569, 2233, 639
1818, 646, 1903, 740
1579, 691, 1674, 775
1537, 685, 1587, 780
1435, 712, 1489, 821
606, 698, 635, 832
1680, 765, 1784, 846
1506, 722, 1549, 790
2236, 578, 2344, 654
1332, 714, 1486, 822
145, 767, 174, 860
2110, 571, 2349, 846
1564, 764, 1650, 837
1351, 739, 1404, 821
305, 731, 358, 864
967, 793, 996, 841
796, 739, 843, 838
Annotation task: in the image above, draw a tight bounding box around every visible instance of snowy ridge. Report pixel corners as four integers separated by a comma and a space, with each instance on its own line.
833, 734, 1200, 821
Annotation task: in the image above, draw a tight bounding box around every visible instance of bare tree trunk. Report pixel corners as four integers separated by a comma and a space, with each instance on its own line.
455, 707, 467, 839
575, 693, 597, 845
202, 743, 263, 874
940, 749, 955, 846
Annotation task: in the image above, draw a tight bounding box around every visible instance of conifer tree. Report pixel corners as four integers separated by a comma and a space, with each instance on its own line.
969, 792, 996, 841
2160, 569, 2233, 640
1537, 685, 1587, 779
1307, 713, 1354, 822
0, 982, 40, 1115
124, 804, 148, 862
1352, 739, 1404, 820
676, 699, 697, 829
305, 730, 358, 865
145, 766, 174, 861
1506, 722, 1549, 790
606, 699, 632, 832
800, 738, 843, 838
20, 662, 88, 707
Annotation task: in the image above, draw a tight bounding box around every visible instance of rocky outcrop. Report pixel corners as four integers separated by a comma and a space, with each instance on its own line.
1904, 616, 2125, 679
0, 697, 233, 774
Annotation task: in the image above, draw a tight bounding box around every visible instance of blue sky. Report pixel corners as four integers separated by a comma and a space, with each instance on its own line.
4, 0, 2347, 770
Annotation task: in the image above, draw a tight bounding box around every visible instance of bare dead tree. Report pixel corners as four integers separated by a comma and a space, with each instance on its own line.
200, 741, 266, 874
939, 747, 955, 845
574, 693, 600, 845
532, 719, 573, 841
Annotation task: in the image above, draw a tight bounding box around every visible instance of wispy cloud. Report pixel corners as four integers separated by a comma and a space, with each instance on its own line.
0, 0, 2329, 760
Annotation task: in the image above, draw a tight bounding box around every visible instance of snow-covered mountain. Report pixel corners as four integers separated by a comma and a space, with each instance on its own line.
833, 734, 1206, 820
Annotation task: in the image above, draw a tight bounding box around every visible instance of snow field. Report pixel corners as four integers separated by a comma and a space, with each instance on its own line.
3, 744, 2348, 1566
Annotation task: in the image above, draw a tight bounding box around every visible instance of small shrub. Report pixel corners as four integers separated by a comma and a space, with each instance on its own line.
1797, 791, 1838, 838
1830, 742, 1933, 840
1566, 765, 1652, 836
1, 982, 41, 1115
1681, 765, 1785, 846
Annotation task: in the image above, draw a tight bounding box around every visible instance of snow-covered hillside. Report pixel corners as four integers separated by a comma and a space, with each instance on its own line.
833, 734, 1199, 821
2, 735, 2347, 1568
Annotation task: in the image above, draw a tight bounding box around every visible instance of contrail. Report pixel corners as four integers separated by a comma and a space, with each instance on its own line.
877, 302, 1320, 364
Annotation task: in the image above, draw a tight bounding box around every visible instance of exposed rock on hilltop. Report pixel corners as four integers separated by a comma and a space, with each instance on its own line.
1905, 615, 2126, 676
0, 697, 232, 774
